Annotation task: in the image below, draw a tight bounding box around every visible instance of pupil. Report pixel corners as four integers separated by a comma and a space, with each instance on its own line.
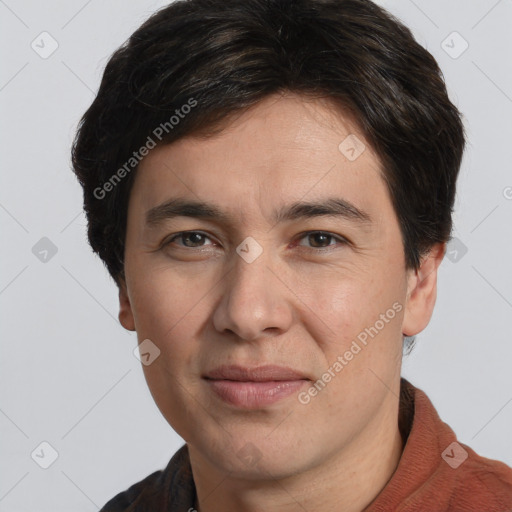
311, 233, 329, 247
185, 233, 203, 246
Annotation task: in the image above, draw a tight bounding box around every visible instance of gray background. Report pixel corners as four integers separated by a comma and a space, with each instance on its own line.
1, 0, 511, 510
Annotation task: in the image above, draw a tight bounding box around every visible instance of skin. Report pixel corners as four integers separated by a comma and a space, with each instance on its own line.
118, 92, 445, 512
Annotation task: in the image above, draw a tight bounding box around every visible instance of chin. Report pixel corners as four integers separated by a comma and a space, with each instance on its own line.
193, 430, 315, 480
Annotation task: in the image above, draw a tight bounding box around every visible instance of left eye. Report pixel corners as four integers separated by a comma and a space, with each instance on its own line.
296, 231, 347, 249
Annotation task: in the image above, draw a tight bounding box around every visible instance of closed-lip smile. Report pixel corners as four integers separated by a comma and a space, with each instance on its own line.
203, 364, 310, 409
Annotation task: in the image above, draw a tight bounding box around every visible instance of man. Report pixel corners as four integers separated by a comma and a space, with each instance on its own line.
71, 0, 512, 510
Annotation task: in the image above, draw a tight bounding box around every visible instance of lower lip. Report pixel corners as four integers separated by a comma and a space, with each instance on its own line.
205, 379, 307, 409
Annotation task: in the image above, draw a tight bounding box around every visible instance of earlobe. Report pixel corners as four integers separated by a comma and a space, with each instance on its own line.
118, 279, 136, 331
402, 243, 445, 337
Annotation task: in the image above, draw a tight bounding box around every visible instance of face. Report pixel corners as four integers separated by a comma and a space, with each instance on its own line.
119, 93, 442, 480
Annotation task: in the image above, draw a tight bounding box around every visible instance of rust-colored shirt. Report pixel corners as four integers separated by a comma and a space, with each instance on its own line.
101, 379, 512, 511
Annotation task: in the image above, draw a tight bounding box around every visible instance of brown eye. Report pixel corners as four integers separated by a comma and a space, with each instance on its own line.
166, 231, 214, 248
297, 231, 347, 249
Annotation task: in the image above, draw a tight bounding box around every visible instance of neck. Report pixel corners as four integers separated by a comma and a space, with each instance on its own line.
189, 391, 404, 512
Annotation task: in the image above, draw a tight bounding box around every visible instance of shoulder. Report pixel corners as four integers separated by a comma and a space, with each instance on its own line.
100, 444, 195, 511
446, 446, 512, 511
100, 469, 167, 511
368, 380, 512, 511
411, 381, 512, 510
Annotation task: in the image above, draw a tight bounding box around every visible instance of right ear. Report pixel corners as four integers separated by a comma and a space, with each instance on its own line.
118, 279, 136, 331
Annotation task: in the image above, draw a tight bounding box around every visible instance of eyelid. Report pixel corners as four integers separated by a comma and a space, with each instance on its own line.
161, 229, 350, 251
293, 230, 350, 249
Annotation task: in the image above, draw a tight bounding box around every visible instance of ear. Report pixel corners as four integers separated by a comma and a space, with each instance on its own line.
402, 242, 445, 337
118, 278, 136, 331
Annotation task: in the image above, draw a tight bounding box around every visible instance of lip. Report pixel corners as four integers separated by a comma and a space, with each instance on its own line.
204, 364, 308, 381
203, 365, 310, 409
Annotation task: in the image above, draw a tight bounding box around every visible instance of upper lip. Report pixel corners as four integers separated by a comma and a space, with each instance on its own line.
204, 365, 310, 382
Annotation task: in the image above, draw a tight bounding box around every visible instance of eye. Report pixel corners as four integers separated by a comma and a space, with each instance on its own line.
296, 231, 348, 249
161, 230, 348, 252
164, 231, 215, 248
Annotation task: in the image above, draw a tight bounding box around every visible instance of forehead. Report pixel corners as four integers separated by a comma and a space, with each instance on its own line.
132, 93, 390, 225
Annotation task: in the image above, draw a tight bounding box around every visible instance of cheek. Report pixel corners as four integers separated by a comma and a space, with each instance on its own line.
300, 274, 405, 420
128, 261, 207, 336
130, 271, 206, 437
128, 268, 209, 395
305, 266, 402, 335
302, 268, 406, 383
141, 359, 198, 443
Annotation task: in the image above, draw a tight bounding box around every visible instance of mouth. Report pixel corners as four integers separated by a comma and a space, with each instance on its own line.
203, 365, 311, 409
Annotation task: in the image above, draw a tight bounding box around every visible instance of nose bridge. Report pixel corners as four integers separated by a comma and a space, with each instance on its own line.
231, 249, 268, 300
212, 240, 291, 340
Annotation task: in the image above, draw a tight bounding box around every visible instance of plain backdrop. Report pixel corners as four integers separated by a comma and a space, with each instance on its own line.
1, 0, 511, 510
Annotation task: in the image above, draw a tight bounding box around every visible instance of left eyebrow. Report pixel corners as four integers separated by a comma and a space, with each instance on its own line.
273, 198, 372, 225
145, 197, 373, 227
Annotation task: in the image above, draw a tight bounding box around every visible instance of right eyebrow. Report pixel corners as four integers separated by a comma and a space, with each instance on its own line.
145, 198, 233, 227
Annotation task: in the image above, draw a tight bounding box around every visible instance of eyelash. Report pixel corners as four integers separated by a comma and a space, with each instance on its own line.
162, 230, 349, 252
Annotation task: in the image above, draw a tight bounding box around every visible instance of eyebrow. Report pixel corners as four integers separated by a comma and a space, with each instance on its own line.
145, 197, 372, 227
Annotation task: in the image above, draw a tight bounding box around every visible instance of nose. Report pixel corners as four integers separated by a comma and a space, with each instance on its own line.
212, 245, 293, 341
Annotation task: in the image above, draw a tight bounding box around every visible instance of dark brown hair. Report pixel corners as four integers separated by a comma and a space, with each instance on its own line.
71, 0, 465, 284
